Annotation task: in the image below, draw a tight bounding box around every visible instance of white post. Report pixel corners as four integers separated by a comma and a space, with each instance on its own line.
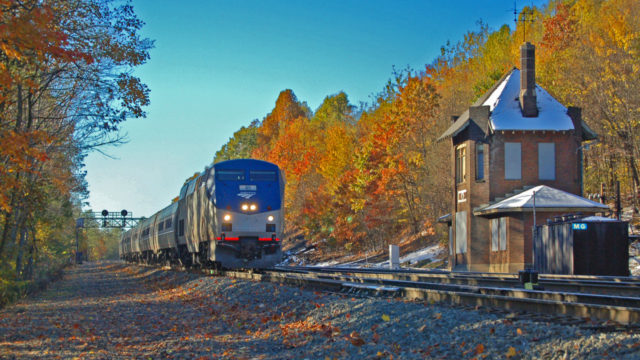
533, 190, 537, 229
389, 244, 399, 269
531, 190, 536, 271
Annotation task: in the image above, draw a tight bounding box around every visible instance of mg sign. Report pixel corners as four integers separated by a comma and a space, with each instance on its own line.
572, 223, 587, 230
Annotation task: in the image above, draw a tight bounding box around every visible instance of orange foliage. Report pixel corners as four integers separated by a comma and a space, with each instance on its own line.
217, 1, 640, 254
254, 89, 308, 159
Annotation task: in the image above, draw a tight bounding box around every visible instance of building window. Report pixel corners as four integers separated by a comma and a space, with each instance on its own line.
538, 143, 556, 180
491, 217, 507, 251
455, 211, 467, 254
504, 142, 521, 180
456, 145, 466, 183
476, 143, 484, 181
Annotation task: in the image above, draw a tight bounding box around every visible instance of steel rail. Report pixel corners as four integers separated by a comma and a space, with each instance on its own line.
141, 263, 640, 325
209, 268, 640, 325
277, 266, 640, 297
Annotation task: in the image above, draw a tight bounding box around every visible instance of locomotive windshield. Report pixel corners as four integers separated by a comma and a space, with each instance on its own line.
216, 169, 245, 181
250, 170, 277, 181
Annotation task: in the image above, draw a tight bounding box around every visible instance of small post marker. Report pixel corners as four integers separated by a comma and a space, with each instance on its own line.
389, 245, 399, 269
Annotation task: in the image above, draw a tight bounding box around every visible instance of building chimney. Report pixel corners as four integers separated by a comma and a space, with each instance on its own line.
519, 42, 538, 117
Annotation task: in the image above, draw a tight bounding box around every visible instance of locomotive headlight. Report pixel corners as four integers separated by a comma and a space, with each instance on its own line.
267, 215, 274, 222
223, 214, 231, 221
250, 204, 257, 211
241, 204, 249, 211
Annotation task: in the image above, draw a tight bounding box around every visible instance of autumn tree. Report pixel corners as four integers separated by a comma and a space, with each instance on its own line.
0, 0, 152, 283
299, 93, 356, 243
213, 0, 640, 258
254, 89, 310, 159
537, 0, 640, 211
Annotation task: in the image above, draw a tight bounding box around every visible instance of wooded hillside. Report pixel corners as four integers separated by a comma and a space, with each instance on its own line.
214, 0, 640, 255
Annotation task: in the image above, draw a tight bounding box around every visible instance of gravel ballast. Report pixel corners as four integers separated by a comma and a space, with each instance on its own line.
1, 261, 640, 359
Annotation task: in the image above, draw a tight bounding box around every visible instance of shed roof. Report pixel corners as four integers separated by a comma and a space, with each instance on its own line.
437, 213, 452, 224
473, 185, 609, 216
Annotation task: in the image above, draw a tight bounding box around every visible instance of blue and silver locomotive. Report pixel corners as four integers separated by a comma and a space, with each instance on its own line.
120, 159, 284, 269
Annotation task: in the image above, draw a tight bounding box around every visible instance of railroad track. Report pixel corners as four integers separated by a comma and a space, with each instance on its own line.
156, 263, 640, 326
281, 266, 640, 297
265, 266, 640, 325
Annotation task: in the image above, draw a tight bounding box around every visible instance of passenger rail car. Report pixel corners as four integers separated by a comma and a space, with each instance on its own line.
120, 159, 284, 269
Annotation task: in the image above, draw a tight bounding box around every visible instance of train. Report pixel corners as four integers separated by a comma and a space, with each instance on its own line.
119, 159, 284, 269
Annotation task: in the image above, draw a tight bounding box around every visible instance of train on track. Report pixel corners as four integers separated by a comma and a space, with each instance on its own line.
119, 159, 284, 269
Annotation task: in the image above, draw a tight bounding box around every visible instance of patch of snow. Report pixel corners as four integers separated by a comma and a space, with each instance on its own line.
292, 244, 446, 270
311, 259, 341, 267
580, 216, 618, 222
629, 241, 640, 276
399, 244, 445, 265
370, 243, 445, 268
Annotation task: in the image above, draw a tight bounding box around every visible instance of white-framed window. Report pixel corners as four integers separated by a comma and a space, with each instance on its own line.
491, 217, 507, 251
476, 142, 485, 180
455, 211, 467, 254
538, 142, 556, 180
456, 145, 466, 184
505, 142, 522, 180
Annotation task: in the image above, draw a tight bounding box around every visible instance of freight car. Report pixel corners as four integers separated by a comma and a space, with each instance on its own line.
119, 159, 284, 269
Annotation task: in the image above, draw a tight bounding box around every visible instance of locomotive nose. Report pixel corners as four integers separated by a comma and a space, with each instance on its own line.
239, 237, 259, 259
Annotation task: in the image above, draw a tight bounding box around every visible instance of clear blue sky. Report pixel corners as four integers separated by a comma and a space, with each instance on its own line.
84, 0, 548, 217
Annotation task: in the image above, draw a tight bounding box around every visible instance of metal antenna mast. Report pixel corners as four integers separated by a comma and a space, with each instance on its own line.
513, 1, 536, 43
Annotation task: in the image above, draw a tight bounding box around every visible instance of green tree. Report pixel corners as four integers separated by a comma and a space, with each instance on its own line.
214, 119, 260, 162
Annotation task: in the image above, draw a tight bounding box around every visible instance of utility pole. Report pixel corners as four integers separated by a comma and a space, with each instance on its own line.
616, 181, 621, 220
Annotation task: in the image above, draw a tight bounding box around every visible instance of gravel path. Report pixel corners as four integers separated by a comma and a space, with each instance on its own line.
1, 261, 640, 359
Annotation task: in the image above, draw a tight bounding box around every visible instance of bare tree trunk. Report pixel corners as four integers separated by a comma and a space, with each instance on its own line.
15, 227, 27, 277
24, 230, 36, 280
0, 208, 15, 260
627, 155, 640, 213
15, 84, 23, 131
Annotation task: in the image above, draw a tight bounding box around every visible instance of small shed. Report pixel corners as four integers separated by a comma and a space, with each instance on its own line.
533, 216, 629, 276
472, 185, 609, 272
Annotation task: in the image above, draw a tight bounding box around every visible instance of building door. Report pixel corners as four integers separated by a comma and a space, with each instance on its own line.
455, 211, 467, 267
490, 217, 508, 272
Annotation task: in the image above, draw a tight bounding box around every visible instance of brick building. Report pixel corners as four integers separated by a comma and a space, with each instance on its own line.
438, 42, 606, 272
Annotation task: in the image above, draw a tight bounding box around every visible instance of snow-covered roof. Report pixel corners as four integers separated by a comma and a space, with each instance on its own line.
438, 68, 597, 141
579, 216, 619, 222
484, 69, 574, 131
474, 185, 609, 216
437, 213, 452, 224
